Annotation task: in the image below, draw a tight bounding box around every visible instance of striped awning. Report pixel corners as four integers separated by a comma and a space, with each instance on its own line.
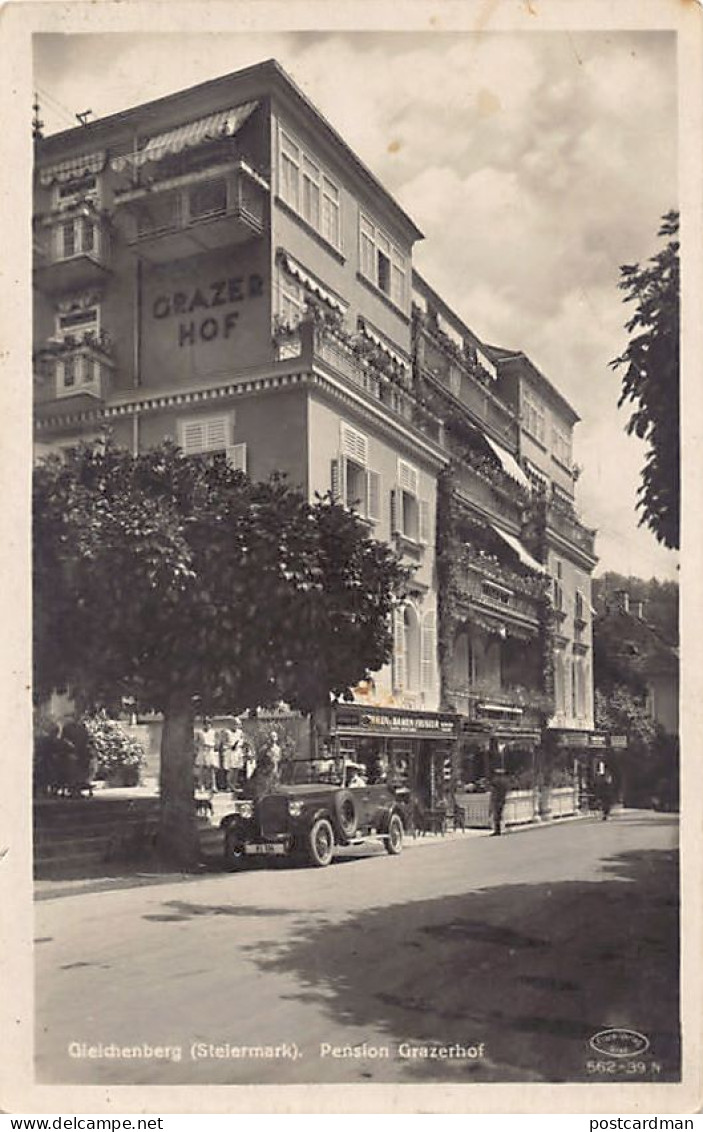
484, 435, 531, 492
110, 101, 259, 172
279, 251, 346, 314
490, 525, 547, 575
38, 150, 107, 186
359, 319, 410, 371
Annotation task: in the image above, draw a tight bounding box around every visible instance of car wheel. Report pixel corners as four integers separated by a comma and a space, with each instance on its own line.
307, 817, 335, 867
224, 830, 246, 871
385, 812, 404, 855
334, 790, 358, 839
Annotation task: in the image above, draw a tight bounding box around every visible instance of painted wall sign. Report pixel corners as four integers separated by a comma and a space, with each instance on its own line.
151, 273, 264, 347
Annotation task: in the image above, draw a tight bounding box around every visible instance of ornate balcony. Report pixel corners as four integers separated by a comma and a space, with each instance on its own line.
413, 311, 518, 448
546, 498, 597, 558
34, 203, 112, 294
34, 331, 114, 406
113, 160, 267, 263
454, 547, 543, 634
275, 318, 445, 447
446, 682, 546, 729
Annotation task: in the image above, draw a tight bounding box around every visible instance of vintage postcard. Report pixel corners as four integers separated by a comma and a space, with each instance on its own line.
1, 0, 701, 1116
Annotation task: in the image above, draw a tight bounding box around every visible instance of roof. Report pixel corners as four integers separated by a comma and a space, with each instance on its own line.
484, 345, 580, 425
36, 58, 423, 244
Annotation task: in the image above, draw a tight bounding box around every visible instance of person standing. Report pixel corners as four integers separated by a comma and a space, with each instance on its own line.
489, 769, 508, 836
228, 721, 247, 795
194, 718, 217, 794
267, 730, 282, 775
216, 724, 234, 792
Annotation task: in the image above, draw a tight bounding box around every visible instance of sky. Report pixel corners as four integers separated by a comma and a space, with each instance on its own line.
33, 28, 680, 581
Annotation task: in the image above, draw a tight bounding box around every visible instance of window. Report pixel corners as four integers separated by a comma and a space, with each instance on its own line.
552, 559, 564, 612
522, 391, 546, 445
279, 132, 300, 212
278, 127, 341, 249
276, 264, 305, 328
331, 423, 380, 523
552, 423, 572, 468
54, 175, 99, 212
57, 307, 99, 341
421, 609, 437, 692
392, 459, 431, 544
393, 603, 421, 693
57, 215, 98, 260
189, 177, 227, 220
178, 414, 246, 471
359, 213, 407, 310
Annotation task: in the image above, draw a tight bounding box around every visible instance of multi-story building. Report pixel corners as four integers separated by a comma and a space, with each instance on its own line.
33, 59, 455, 805
32, 57, 601, 814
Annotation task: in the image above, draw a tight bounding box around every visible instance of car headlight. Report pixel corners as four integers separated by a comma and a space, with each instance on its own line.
288, 801, 304, 817
235, 800, 253, 819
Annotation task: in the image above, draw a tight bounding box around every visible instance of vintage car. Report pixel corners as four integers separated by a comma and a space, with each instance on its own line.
220, 762, 408, 868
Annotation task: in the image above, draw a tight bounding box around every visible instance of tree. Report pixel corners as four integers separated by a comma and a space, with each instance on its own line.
610, 210, 680, 549
33, 439, 408, 866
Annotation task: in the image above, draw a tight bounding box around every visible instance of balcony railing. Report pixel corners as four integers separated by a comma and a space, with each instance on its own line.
276, 319, 445, 447
446, 683, 545, 727
452, 460, 524, 524
34, 332, 114, 404
414, 317, 518, 448
546, 499, 596, 557
34, 205, 112, 293
458, 555, 542, 627
114, 161, 267, 262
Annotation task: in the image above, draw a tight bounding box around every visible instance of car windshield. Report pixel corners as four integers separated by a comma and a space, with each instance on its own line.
278, 760, 373, 788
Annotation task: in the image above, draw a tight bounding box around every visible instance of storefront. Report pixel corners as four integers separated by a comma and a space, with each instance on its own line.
327, 704, 458, 808
548, 729, 628, 807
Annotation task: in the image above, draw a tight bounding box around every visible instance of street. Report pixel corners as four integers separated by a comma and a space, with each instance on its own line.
34, 810, 680, 1085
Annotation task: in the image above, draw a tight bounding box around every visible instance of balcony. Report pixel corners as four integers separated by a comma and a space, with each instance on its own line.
413, 315, 518, 448
447, 682, 545, 729
113, 161, 267, 263
455, 548, 543, 632
34, 205, 112, 294
276, 319, 445, 447
546, 498, 596, 558
34, 332, 114, 408
452, 459, 525, 524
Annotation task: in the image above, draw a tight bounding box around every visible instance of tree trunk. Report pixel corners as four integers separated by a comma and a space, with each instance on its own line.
158, 691, 198, 870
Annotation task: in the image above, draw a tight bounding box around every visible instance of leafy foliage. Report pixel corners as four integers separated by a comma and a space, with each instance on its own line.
610, 210, 680, 549
82, 711, 145, 778
33, 439, 408, 716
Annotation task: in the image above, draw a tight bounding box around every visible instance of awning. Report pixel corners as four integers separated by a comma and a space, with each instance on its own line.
523, 457, 549, 488
476, 347, 497, 380
359, 319, 410, 371
484, 436, 531, 492
39, 151, 107, 186
490, 525, 548, 575
110, 101, 259, 171
279, 251, 347, 314
436, 311, 464, 350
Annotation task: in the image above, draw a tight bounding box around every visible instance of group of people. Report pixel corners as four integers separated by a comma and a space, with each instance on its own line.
193, 719, 282, 797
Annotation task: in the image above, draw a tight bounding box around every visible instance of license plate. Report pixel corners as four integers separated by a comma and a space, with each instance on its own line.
244, 843, 286, 856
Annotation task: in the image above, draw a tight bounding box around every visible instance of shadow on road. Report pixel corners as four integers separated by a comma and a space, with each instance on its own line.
239, 846, 680, 1083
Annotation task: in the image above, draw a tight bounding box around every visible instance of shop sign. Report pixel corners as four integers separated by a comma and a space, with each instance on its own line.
588, 734, 608, 748
335, 709, 455, 736
609, 735, 628, 749
553, 731, 590, 748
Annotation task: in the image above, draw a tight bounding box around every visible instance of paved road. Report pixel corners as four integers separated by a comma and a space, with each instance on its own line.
35, 810, 679, 1085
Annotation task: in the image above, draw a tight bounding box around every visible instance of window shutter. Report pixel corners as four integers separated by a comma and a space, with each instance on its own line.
397, 458, 419, 496
419, 499, 431, 545
390, 489, 403, 535
331, 458, 346, 503
421, 610, 436, 691
181, 420, 206, 454
366, 470, 381, 522
392, 606, 406, 692
226, 443, 247, 473
340, 422, 368, 466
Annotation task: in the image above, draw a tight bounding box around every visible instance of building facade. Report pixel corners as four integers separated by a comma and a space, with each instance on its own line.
33, 58, 600, 814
